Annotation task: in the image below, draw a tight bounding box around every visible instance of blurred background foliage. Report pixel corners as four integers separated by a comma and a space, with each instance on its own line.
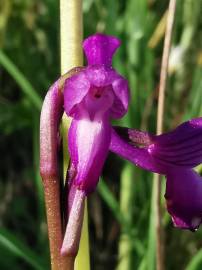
0, 0, 202, 269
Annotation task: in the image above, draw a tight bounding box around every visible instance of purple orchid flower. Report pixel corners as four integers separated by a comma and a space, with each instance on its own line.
110, 118, 202, 231
61, 33, 129, 255
64, 33, 129, 195
40, 33, 202, 265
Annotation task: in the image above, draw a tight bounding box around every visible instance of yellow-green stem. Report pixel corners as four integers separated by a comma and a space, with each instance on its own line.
154, 1, 176, 270
60, 0, 90, 270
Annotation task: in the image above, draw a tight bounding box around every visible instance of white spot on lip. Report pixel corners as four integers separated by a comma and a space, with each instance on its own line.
148, 144, 155, 154
191, 217, 201, 229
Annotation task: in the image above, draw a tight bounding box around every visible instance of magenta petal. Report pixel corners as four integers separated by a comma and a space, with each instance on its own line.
84, 66, 129, 118
64, 34, 130, 195
84, 66, 116, 87
64, 34, 130, 119
64, 66, 129, 119
110, 119, 202, 174
83, 33, 120, 66
110, 122, 202, 231
148, 117, 202, 168
64, 71, 90, 116
110, 75, 130, 118
68, 116, 111, 194
165, 168, 202, 230
155, 118, 202, 146
109, 128, 165, 174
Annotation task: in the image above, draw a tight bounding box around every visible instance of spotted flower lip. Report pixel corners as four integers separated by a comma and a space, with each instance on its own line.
110, 117, 202, 230
64, 33, 130, 195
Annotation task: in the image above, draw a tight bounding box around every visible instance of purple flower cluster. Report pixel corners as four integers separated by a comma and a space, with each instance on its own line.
40, 33, 202, 256
63, 33, 202, 231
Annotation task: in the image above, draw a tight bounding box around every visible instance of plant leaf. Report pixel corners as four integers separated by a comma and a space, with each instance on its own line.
0, 228, 47, 270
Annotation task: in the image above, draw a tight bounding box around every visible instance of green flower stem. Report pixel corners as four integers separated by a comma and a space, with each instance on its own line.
116, 163, 134, 270
60, 0, 90, 270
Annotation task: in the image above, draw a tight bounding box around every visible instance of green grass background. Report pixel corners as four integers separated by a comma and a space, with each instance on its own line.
0, 0, 202, 269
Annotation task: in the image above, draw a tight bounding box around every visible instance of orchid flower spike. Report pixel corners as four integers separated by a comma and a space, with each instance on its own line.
61, 33, 130, 255
110, 118, 202, 231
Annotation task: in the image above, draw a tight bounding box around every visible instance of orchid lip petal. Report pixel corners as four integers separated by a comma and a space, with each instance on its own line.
151, 140, 202, 156
149, 118, 202, 168
171, 215, 201, 231
110, 118, 202, 175
68, 115, 111, 194
153, 117, 202, 146
149, 156, 201, 169
149, 145, 202, 167
165, 168, 202, 231
109, 118, 202, 231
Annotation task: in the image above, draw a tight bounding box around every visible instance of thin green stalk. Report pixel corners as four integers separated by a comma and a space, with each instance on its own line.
60, 0, 90, 269
98, 178, 130, 230
152, 1, 177, 270
116, 163, 134, 270
98, 179, 145, 257
173, 0, 201, 117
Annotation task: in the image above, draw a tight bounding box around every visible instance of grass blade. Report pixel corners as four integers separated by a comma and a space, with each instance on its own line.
0, 50, 42, 110
186, 249, 202, 270
98, 178, 128, 228
0, 228, 46, 270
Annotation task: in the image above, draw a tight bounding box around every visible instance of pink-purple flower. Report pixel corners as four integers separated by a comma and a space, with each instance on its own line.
110, 118, 202, 230
61, 33, 129, 255
64, 33, 129, 195
40, 33, 202, 259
